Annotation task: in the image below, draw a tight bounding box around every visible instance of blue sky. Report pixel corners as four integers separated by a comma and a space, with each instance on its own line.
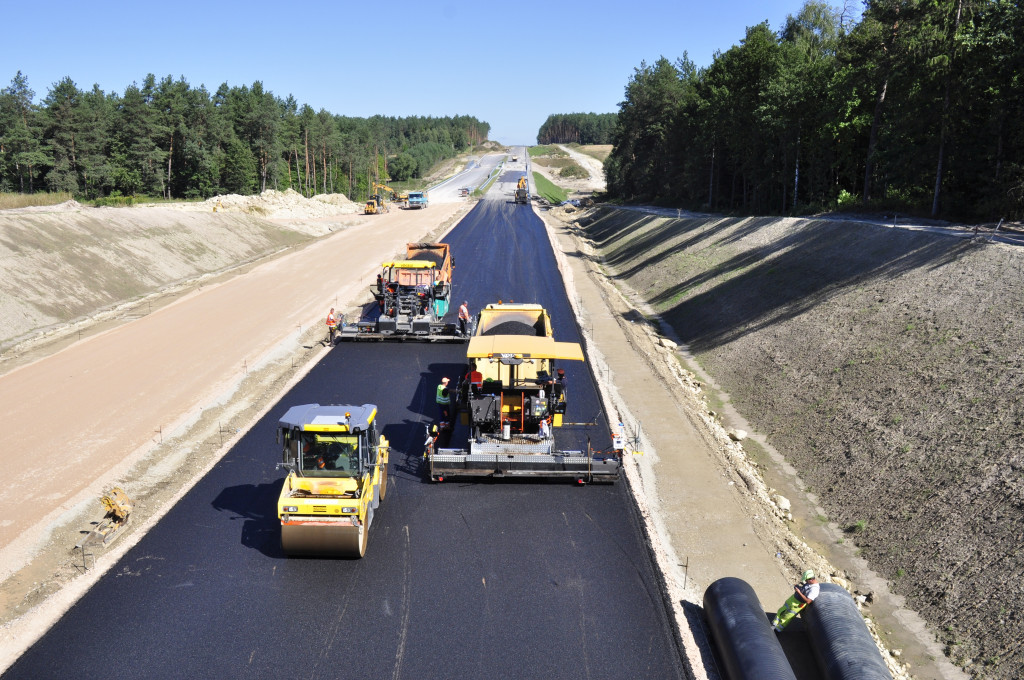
1, 0, 838, 145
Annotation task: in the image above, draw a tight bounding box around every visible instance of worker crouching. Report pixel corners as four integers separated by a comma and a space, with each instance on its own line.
771, 569, 819, 632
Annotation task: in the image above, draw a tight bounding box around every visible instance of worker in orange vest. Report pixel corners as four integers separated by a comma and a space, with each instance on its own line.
326, 308, 337, 344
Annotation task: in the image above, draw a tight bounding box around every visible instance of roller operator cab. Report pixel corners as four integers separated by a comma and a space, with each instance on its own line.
428, 302, 622, 483
276, 404, 389, 558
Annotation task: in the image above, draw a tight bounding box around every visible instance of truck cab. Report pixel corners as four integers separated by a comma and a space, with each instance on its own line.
407, 191, 428, 209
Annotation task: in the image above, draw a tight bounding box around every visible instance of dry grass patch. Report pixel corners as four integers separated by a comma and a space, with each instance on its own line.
533, 157, 575, 169
0, 192, 74, 210
576, 145, 613, 163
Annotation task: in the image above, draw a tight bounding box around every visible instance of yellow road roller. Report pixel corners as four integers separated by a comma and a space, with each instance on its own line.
275, 403, 389, 557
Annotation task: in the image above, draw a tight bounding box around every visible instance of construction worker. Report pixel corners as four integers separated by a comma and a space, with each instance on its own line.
771, 569, 820, 632
423, 424, 439, 458
465, 361, 483, 395
458, 301, 470, 336
436, 377, 451, 424
326, 307, 337, 344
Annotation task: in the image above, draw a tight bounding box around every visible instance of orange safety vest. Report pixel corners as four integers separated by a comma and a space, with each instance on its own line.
326, 311, 336, 327
458, 304, 469, 320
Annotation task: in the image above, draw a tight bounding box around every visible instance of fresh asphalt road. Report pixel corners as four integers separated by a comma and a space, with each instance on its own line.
4, 197, 686, 679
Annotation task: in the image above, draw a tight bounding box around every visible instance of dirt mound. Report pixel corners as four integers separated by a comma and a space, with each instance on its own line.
188, 188, 359, 219
3, 200, 85, 214
578, 205, 1022, 679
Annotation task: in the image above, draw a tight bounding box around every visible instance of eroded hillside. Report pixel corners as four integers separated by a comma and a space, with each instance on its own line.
0, 191, 359, 350
577, 207, 1024, 679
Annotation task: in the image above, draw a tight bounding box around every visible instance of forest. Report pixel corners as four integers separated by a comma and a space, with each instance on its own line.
605, 0, 1024, 221
0, 72, 490, 201
536, 113, 617, 145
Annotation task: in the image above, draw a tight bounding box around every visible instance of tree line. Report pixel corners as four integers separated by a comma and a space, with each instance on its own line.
0, 72, 490, 201
536, 113, 617, 145
605, 0, 1024, 221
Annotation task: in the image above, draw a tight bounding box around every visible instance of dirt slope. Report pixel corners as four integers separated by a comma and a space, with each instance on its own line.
0, 190, 362, 351
575, 206, 1024, 679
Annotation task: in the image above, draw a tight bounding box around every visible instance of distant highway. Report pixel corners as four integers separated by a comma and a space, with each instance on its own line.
429, 152, 505, 203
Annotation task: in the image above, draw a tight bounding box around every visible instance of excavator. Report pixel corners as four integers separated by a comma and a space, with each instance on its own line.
365, 182, 408, 214
275, 403, 389, 557
514, 175, 529, 204
374, 182, 407, 206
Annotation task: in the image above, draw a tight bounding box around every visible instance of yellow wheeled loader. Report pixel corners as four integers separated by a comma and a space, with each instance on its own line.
364, 194, 389, 214
275, 403, 389, 557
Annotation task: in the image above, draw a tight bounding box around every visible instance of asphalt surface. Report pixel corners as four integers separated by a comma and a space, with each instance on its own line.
429, 152, 504, 202
4, 197, 686, 678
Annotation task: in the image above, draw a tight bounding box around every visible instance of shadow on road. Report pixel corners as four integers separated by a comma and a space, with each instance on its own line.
211, 480, 286, 558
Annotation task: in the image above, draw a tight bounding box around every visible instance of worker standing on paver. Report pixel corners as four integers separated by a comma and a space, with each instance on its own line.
465, 361, 483, 395
326, 307, 337, 344
772, 570, 820, 631
436, 377, 451, 426
458, 301, 470, 336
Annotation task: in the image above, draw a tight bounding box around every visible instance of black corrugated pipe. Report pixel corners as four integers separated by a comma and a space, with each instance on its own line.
802, 583, 893, 680
703, 577, 798, 680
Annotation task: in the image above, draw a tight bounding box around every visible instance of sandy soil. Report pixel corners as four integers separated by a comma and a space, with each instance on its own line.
557, 144, 607, 193
529, 149, 601, 200
0, 189, 363, 352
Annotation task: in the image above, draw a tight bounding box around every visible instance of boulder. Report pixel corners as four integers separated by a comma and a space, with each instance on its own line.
728, 428, 748, 441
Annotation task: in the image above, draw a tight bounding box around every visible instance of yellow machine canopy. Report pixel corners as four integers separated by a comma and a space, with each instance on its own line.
466, 335, 584, 361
